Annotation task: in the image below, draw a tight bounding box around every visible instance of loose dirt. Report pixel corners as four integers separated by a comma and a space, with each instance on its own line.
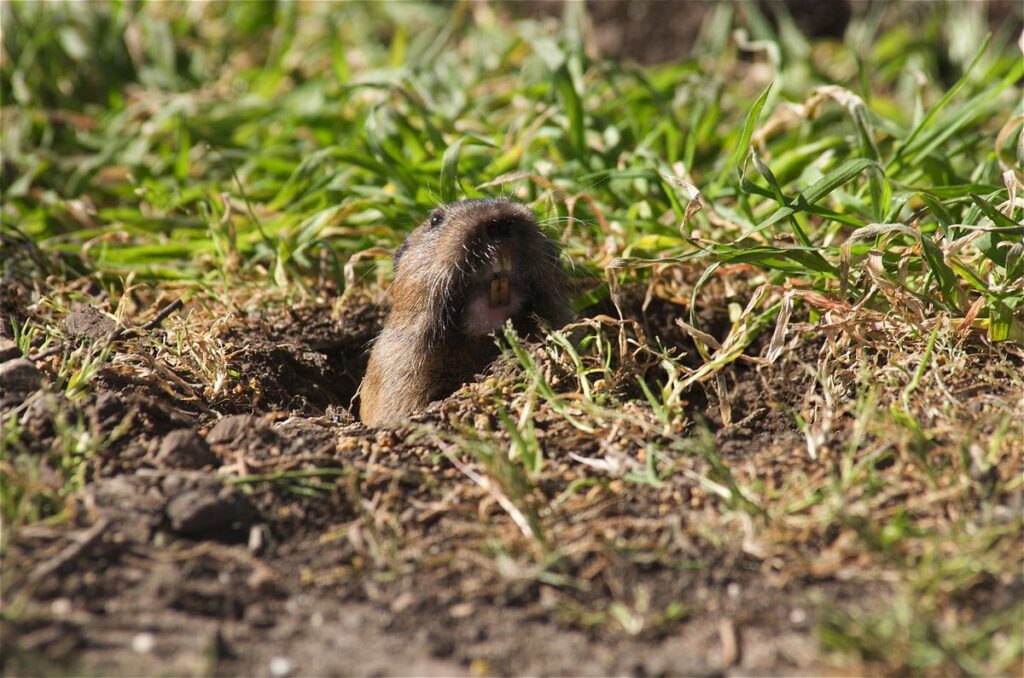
1, 279, 1020, 676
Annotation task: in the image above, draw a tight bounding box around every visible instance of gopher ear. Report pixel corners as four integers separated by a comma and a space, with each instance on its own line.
393, 237, 410, 270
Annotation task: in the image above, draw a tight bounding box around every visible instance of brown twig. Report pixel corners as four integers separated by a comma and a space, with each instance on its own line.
141, 297, 184, 330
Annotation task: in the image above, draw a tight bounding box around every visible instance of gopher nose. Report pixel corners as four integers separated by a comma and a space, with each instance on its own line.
485, 219, 513, 240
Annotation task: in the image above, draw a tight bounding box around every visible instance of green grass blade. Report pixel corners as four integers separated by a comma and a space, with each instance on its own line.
720, 80, 773, 185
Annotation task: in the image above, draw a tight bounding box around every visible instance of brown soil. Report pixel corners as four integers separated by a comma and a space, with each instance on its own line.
1, 281, 1018, 676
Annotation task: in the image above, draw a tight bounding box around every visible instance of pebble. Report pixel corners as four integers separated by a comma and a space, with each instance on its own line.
268, 656, 294, 677
51, 598, 73, 616
132, 632, 156, 654
0, 337, 20, 362
165, 483, 255, 534
157, 429, 217, 469
0, 358, 43, 393
207, 414, 264, 445
64, 309, 116, 340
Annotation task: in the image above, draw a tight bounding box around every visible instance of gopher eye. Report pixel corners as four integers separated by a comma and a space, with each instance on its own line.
429, 211, 444, 227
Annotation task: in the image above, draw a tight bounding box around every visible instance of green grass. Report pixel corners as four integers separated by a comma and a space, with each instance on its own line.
2, 1, 1022, 674
4, 1, 1021, 330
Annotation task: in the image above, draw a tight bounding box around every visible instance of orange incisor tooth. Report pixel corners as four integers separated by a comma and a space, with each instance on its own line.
490, 278, 501, 307
489, 278, 510, 307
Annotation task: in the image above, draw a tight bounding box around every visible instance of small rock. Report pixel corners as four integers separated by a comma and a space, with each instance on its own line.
268, 656, 294, 678
64, 309, 117, 340
0, 358, 43, 393
207, 414, 265, 445
0, 337, 21, 362
157, 429, 217, 469
165, 482, 255, 535
248, 523, 270, 554
87, 476, 166, 543
449, 602, 474, 619
50, 598, 73, 617
390, 591, 416, 614
131, 632, 156, 654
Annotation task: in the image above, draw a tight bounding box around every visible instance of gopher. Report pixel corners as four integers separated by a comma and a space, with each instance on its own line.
359, 199, 572, 426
